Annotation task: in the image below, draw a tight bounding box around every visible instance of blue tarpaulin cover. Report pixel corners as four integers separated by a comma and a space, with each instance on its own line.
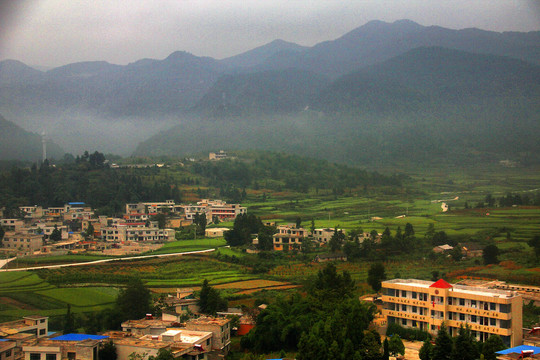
52, 334, 108, 341
496, 345, 540, 355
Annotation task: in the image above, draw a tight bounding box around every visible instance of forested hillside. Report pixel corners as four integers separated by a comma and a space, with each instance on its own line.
0, 114, 64, 161
0, 151, 402, 216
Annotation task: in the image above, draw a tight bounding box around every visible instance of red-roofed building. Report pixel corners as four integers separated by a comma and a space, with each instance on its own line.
381, 278, 523, 347
430, 279, 453, 289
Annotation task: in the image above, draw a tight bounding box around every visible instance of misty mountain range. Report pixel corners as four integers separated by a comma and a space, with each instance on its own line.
0, 19, 539, 164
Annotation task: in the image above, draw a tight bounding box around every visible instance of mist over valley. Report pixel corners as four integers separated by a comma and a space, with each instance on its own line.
1, 19, 539, 164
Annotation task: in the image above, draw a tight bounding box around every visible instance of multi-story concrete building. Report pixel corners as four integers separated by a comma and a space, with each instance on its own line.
312, 228, 347, 245
22, 334, 107, 360
125, 200, 184, 216
0, 219, 24, 231
19, 206, 44, 219
272, 225, 308, 251
208, 150, 228, 161
101, 224, 174, 242
183, 200, 246, 223
381, 278, 523, 347
0, 316, 48, 339
184, 317, 231, 354
1, 232, 43, 255
0, 340, 16, 360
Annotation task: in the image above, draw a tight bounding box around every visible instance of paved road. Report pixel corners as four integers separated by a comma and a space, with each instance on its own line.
1, 248, 217, 272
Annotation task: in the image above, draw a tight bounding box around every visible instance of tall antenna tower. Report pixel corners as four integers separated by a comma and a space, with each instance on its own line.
41, 131, 47, 162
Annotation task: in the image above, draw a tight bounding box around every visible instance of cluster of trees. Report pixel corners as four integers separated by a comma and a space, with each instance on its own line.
0, 156, 182, 216
240, 264, 378, 360
192, 152, 404, 196
224, 214, 276, 250
332, 224, 420, 260
419, 324, 505, 360
473, 192, 540, 208
198, 279, 227, 315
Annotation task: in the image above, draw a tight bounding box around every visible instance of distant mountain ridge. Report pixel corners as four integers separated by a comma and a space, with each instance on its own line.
0, 19, 539, 158
135, 47, 540, 165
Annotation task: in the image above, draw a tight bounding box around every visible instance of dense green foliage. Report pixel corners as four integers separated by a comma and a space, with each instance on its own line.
193, 152, 403, 192
241, 264, 376, 357
198, 279, 227, 315
0, 156, 181, 215
386, 323, 431, 342
115, 278, 152, 325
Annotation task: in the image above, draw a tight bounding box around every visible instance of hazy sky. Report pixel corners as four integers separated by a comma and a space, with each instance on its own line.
1, 0, 539, 68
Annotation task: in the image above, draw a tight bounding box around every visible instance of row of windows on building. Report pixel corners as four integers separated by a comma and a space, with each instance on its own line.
389, 317, 511, 344
385, 289, 511, 312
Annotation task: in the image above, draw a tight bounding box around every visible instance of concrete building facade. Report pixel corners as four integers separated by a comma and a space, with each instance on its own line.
381, 279, 523, 347
272, 225, 307, 251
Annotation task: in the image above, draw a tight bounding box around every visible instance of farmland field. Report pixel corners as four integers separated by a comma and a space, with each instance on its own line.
0, 163, 538, 326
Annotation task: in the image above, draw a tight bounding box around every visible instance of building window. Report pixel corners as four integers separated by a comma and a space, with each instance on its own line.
412, 292, 417, 299
490, 302, 496, 311
448, 297, 453, 305
46, 354, 57, 360
459, 313, 465, 321
412, 306, 417, 313
490, 318, 496, 326
500, 320, 511, 329
30, 354, 41, 360
402, 304, 407, 311
40, 329, 46, 335
471, 300, 477, 308
402, 318, 407, 325
67, 353, 76, 360
471, 315, 477, 323
402, 290, 407, 297
459, 298, 465, 306
6, 350, 12, 357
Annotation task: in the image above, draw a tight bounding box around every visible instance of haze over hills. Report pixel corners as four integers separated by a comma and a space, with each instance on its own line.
0, 114, 64, 161
136, 47, 540, 165
0, 19, 539, 162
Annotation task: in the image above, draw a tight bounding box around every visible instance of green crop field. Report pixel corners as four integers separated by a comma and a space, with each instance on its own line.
151, 238, 227, 254
0, 163, 538, 325
0, 271, 118, 322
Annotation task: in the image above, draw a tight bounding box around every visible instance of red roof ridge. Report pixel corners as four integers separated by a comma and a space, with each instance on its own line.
430, 279, 453, 289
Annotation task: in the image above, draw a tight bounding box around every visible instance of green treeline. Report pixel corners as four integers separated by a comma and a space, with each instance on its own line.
0, 154, 181, 215
193, 152, 404, 193
0, 150, 403, 216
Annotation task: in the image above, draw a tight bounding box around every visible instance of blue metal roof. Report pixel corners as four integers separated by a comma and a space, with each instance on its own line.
496, 345, 540, 355
52, 334, 108, 341
68, 202, 85, 205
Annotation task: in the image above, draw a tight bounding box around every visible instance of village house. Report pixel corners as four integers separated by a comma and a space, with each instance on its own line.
0, 340, 16, 360
0, 219, 24, 232
208, 150, 228, 161
433, 244, 454, 254
1, 232, 43, 255
22, 334, 107, 360
0, 316, 49, 339
183, 200, 246, 223
272, 225, 308, 251
311, 228, 347, 245
184, 317, 231, 355
104, 329, 211, 360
